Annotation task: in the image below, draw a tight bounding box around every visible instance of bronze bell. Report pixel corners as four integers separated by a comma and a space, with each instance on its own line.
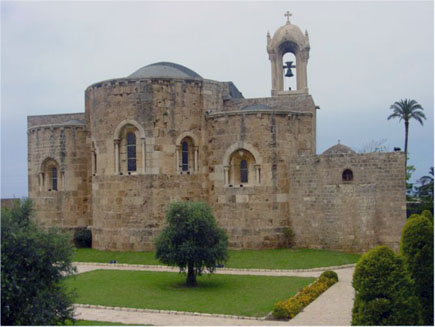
283, 61, 295, 77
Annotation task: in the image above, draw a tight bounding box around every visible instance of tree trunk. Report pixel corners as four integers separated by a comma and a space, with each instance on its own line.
404, 120, 409, 167
186, 262, 197, 287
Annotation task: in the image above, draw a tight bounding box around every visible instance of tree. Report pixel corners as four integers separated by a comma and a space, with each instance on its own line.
1, 199, 76, 325
387, 99, 426, 167
359, 138, 388, 153
352, 246, 422, 325
154, 202, 228, 287
400, 215, 434, 326
415, 167, 434, 213
406, 159, 416, 199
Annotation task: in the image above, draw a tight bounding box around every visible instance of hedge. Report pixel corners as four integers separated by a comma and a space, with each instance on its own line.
273, 270, 338, 320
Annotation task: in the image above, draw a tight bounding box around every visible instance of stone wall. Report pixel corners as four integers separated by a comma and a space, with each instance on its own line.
91, 174, 205, 251
27, 114, 91, 229
86, 77, 211, 250
289, 152, 406, 252
28, 75, 406, 253
206, 94, 316, 248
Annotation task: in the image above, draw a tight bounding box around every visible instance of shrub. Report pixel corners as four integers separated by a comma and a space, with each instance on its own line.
421, 210, 433, 224
74, 227, 92, 248
408, 213, 421, 220
352, 246, 422, 325
283, 227, 295, 248
320, 270, 338, 282
400, 215, 434, 326
273, 271, 338, 320
1, 199, 76, 325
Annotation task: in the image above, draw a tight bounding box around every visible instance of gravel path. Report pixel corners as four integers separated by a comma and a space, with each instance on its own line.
72, 262, 355, 326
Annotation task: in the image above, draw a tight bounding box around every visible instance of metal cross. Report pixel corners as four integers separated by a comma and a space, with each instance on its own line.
284, 11, 292, 24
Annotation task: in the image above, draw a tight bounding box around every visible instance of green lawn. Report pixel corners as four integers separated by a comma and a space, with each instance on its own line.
74, 248, 360, 269
65, 270, 315, 317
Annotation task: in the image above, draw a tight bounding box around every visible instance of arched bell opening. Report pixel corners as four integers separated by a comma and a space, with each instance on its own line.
278, 41, 300, 92
282, 52, 297, 91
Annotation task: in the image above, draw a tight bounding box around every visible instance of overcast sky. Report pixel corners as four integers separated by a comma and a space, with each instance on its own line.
1, 1, 434, 198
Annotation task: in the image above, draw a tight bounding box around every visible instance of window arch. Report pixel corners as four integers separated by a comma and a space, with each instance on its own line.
40, 158, 61, 191
227, 149, 259, 186
342, 169, 354, 182
113, 120, 146, 175
176, 135, 198, 173
222, 142, 262, 187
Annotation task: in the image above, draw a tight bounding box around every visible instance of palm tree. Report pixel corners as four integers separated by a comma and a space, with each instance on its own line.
388, 99, 426, 166
417, 166, 434, 197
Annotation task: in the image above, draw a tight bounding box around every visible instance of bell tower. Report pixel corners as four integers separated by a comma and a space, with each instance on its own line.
267, 11, 310, 96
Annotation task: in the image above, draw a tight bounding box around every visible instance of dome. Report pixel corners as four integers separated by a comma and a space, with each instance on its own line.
128, 62, 202, 79
323, 143, 355, 155
267, 21, 310, 55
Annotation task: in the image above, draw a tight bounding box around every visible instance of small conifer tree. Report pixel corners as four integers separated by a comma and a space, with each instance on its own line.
352, 246, 422, 325
400, 215, 434, 325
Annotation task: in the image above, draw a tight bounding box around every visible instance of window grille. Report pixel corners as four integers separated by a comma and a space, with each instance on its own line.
182, 141, 189, 171
127, 132, 137, 172
240, 159, 248, 183
52, 167, 58, 191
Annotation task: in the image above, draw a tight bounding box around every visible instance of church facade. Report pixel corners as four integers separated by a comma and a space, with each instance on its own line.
27, 16, 406, 252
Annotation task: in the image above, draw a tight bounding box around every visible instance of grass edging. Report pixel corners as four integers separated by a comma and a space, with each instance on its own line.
73, 262, 356, 273
74, 304, 266, 321
272, 270, 339, 320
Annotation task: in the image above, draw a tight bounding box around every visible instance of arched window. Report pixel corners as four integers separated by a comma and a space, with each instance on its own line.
227, 149, 259, 186
182, 141, 189, 171
177, 136, 197, 173
240, 160, 248, 183
342, 169, 353, 182
40, 158, 61, 191
113, 120, 146, 175
51, 167, 58, 191
127, 132, 136, 172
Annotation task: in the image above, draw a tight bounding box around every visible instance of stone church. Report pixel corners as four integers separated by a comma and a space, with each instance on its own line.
27, 15, 406, 252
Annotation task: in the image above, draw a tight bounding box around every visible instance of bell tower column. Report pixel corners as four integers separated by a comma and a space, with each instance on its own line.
267, 11, 310, 95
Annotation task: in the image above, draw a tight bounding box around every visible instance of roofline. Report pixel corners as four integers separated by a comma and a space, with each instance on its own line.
27, 112, 84, 118
86, 76, 204, 91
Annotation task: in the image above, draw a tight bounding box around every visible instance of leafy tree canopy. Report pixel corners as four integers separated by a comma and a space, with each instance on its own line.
1, 199, 76, 325
154, 202, 228, 287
